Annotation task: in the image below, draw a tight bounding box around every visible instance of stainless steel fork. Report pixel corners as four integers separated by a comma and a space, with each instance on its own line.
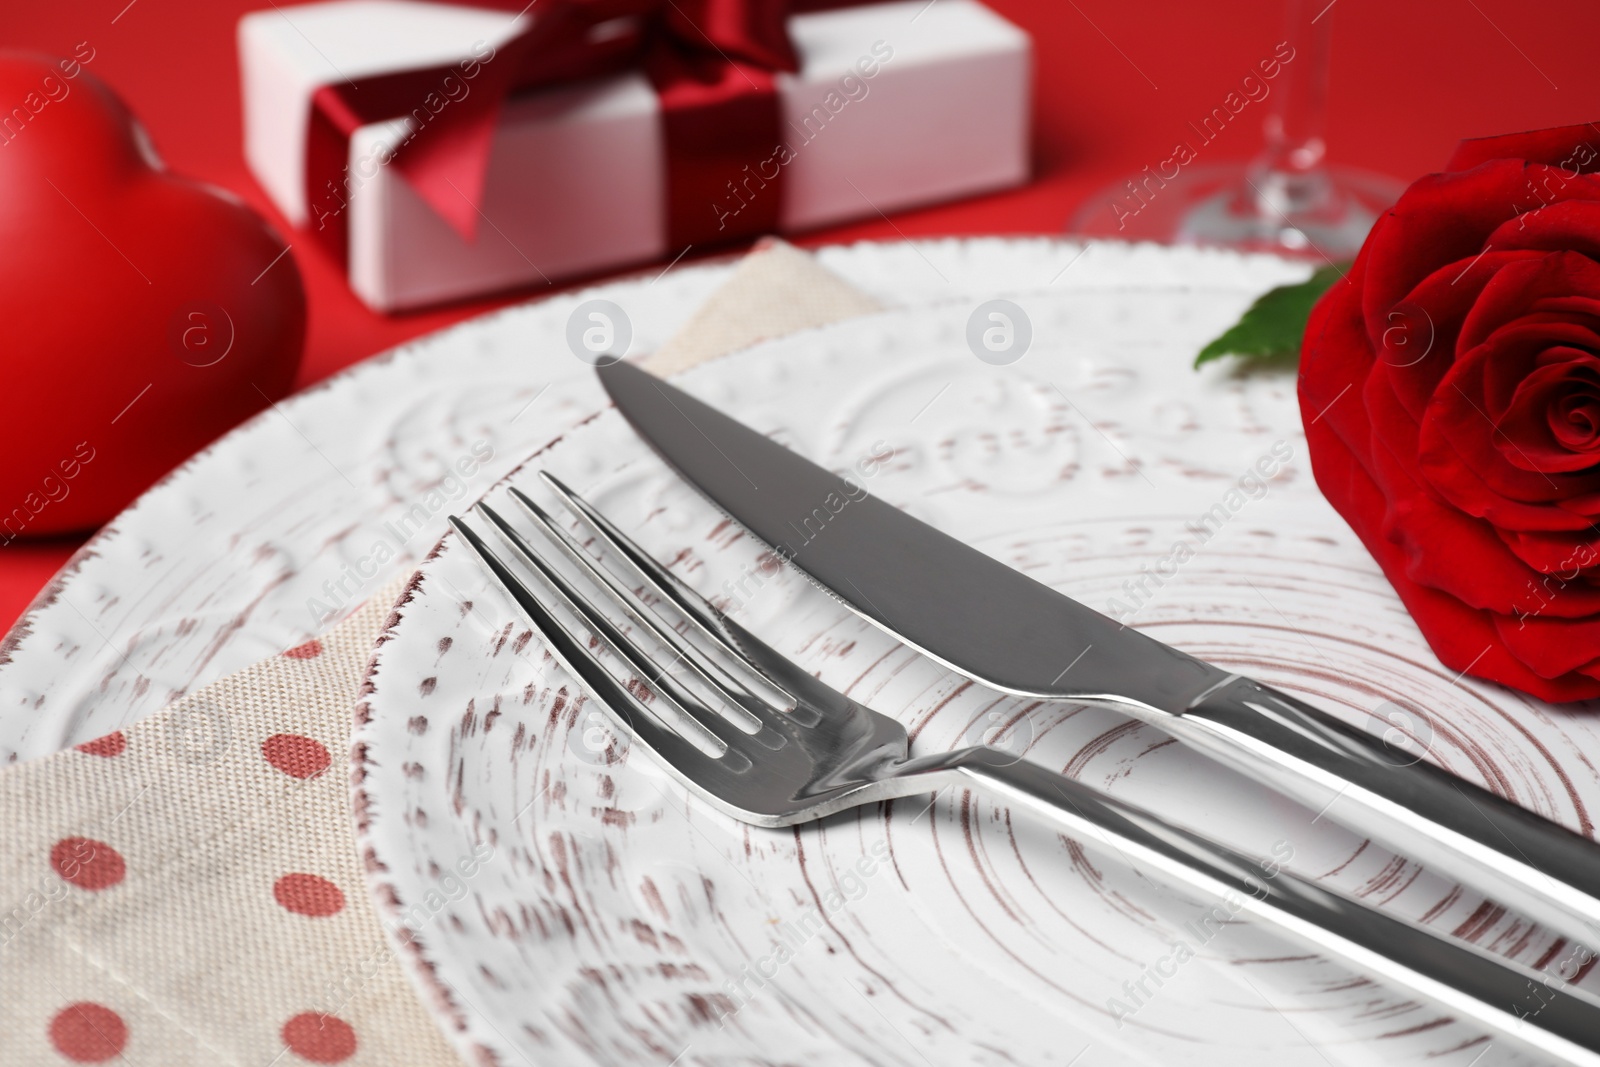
451, 473, 1600, 1065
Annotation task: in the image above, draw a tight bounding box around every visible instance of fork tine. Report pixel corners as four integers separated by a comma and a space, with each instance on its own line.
536, 472, 800, 711
538, 474, 823, 727
449, 515, 739, 771
507, 486, 781, 735
474, 502, 787, 757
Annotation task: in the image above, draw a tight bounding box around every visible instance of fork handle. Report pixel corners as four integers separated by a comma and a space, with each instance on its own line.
949, 749, 1600, 1065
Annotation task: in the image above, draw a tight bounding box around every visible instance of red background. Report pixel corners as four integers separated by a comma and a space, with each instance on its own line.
3, 0, 1599, 632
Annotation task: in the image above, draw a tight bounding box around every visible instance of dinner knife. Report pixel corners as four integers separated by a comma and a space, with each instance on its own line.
598, 359, 1600, 950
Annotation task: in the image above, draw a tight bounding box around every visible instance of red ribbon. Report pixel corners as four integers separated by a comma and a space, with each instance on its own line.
304, 0, 806, 270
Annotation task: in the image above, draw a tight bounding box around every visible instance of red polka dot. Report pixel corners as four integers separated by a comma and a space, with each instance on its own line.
281, 1013, 356, 1063
273, 873, 345, 917
74, 732, 126, 758
262, 734, 330, 779
50, 838, 125, 892
49, 1002, 127, 1062
283, 639, 323, 659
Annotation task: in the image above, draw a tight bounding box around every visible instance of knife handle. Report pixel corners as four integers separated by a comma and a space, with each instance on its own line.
955, 748, 1600, 1066
1177, 675, 1600, 947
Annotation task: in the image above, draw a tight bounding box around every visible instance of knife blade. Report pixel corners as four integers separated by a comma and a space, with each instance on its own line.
598, 359, 1600, 948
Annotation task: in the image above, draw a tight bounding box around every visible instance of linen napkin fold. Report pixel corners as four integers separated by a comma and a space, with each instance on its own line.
0, 238, 881, 1066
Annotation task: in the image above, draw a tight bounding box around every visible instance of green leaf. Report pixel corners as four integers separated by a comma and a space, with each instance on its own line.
1194, 263, 1348, 369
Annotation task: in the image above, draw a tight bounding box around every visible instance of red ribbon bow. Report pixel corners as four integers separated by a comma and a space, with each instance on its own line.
305, 0, 804, 268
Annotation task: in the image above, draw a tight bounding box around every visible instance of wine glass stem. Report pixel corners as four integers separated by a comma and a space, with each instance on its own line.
1250, 0, 1334, 213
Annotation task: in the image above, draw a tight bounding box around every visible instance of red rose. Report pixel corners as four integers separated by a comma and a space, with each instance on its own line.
1300, 122, 1600, 701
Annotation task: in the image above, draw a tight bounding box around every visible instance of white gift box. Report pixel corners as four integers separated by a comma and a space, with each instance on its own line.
240, 0, 1031, 311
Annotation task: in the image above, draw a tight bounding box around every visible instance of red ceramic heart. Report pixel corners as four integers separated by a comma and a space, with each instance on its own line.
0, 50, 305, 540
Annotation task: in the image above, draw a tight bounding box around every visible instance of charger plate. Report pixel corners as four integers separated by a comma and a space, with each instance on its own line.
353, 282, 1600, 1067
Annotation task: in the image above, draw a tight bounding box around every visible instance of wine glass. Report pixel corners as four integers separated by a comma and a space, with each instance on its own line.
1069, 0, 1405, 260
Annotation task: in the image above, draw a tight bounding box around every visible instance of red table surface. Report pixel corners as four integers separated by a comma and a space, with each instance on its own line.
2, 0, 1598, 636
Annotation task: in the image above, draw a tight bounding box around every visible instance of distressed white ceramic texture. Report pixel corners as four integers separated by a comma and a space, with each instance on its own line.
1, 238, 1309, 764
353, 287, 1600, 1067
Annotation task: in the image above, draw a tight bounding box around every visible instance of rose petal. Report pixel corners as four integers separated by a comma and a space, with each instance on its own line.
1456, 251, 1600, 355
1493, 526, 1600, 575
1446, 124, 1600, 174
1362, 370, 1600, 610
1418, 345, 1600, 528
1304, 410, 1600, 700
1376, 249, 1544, 421
1481, 325, 1600, 420
1498, 352, 1600, 472
1371, 426, 1600, 613
1361, 162, 1544, 345
1299, 252, 1377, 455
1487, 192, 1600, 256
1493, 609, 1600, 678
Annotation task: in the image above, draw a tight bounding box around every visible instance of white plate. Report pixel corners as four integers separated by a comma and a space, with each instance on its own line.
0, 239, 1307, 763
353, 286, 1600, 1066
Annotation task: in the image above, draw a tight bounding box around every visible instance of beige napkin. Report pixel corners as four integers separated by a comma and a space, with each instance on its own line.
0, 239, 880, 1065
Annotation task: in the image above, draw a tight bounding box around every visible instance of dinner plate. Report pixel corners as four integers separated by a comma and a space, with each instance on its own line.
0, 239, 1301, 763
353, 287, 1600, 1066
